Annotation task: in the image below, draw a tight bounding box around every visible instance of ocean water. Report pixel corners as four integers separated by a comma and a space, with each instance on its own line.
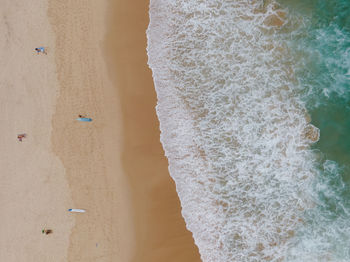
147, 0, 350, 261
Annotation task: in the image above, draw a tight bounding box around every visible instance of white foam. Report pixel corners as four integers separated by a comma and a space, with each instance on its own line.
286, 159, 350, 262
147, 1, 317, 261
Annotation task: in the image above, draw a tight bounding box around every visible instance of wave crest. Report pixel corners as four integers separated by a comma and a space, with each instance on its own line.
147, 1, 317, 261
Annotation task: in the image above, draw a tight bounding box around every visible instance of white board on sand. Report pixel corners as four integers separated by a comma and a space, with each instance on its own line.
68, 209, 86, 213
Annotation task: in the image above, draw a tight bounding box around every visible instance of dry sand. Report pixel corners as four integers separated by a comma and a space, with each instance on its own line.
1, 0, 201, 261
48, 0, 133, 261
0, 0, 73, 261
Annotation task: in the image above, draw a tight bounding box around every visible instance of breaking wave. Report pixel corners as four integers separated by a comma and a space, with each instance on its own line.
146, 1, 325, 261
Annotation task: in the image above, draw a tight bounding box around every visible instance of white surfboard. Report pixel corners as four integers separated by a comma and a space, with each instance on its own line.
68, 209, 86, 213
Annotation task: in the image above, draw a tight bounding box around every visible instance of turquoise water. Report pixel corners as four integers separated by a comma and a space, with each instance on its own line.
282, 0, 350, 162
148, 0, 350, 260
280, 0, 350, 260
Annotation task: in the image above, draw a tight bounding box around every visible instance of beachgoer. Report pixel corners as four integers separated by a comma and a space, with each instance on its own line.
35, 47, 47, 55
17, 134, 26, 142
42, 229, 52, 235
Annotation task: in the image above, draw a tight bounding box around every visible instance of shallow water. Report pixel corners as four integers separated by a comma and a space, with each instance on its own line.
280, 0, 350, 260
147, 0, 350, 261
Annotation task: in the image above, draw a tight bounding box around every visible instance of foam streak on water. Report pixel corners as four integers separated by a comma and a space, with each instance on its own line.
147, 1, 317, 261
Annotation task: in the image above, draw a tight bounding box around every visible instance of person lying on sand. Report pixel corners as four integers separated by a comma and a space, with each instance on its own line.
35, 47, 47, 55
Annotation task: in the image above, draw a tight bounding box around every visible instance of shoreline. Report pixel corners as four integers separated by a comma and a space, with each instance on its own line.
1, 0, 201, 261
105, 1, 201, 261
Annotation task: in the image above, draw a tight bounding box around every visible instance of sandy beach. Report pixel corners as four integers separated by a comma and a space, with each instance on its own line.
105, 1, 201, 261
0, 0, 74, 261
0, 0, 200, 261
48, 0, 135, 261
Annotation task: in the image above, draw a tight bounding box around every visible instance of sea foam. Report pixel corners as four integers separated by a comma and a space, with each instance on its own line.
147, 1, 318, 261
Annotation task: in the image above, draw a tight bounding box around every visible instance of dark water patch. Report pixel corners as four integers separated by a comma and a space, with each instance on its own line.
277, 0, 350, 259
279, 0, 350, 176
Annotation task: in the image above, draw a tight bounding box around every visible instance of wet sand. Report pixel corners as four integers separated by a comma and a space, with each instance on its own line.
105, 1, 201, 261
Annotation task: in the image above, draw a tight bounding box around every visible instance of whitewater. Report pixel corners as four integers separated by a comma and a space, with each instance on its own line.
146, 0, 350, 261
